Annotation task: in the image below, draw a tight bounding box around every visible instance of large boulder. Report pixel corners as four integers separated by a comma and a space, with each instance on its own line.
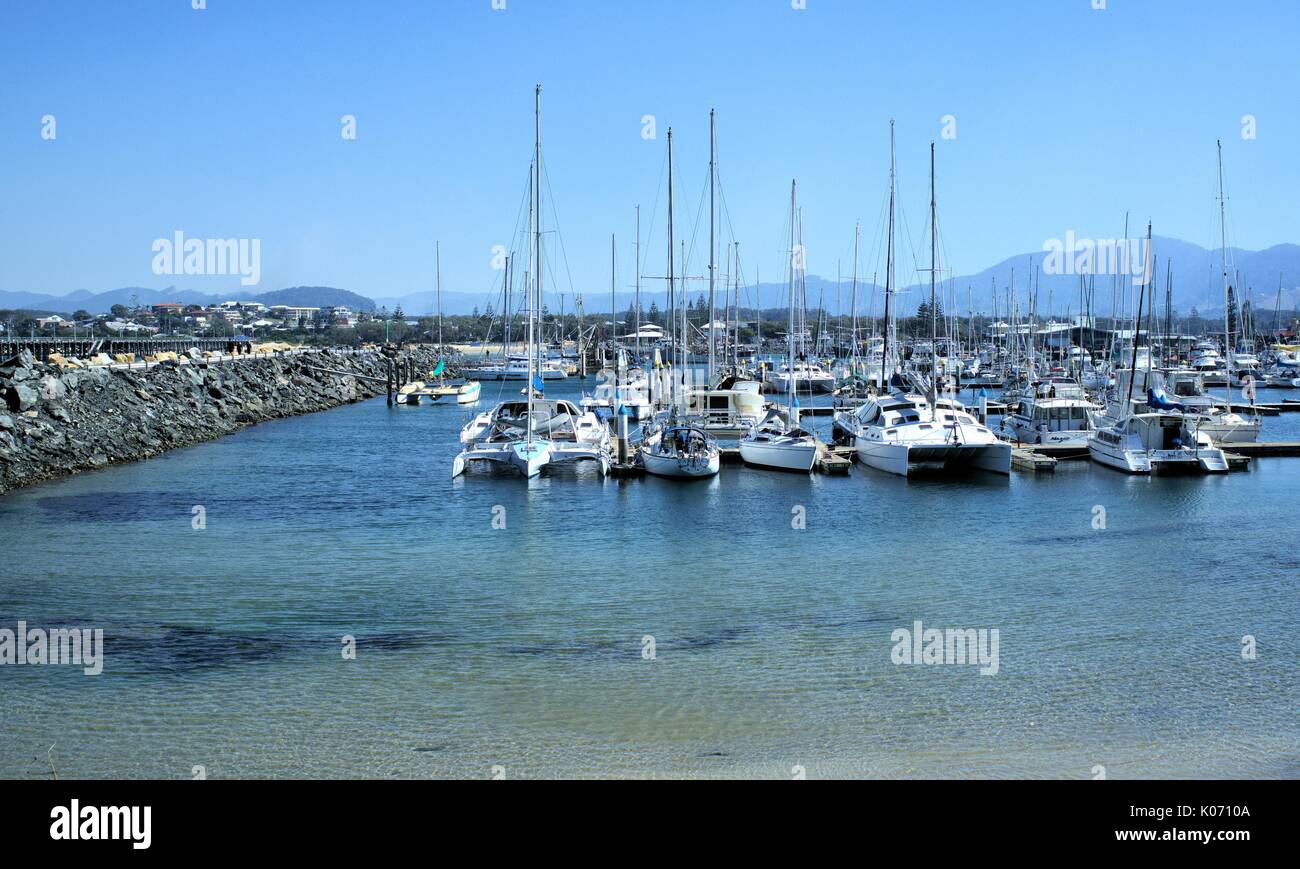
4, 383, 38, 412
39, 375, 67, 401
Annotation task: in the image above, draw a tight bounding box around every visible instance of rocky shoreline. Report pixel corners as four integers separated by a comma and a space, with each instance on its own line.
0, 346, 442, 494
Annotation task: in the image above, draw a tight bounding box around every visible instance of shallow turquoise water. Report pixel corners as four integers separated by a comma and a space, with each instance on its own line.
1, 376, 1297, 779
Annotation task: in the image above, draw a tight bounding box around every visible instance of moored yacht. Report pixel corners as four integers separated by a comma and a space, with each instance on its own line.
1088, 411, 1228, 474
639, 418, 720, 478
453, 396, 610, 478
1000, 378, 1100, 446
840, 390, 1010, 476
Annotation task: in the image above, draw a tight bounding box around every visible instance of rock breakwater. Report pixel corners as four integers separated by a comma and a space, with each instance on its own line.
0, 347, 441, 493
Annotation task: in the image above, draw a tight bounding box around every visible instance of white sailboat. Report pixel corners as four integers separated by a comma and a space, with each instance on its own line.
682, 109, 767, 436
739, 179, 818, 473
452, 85, 610, 479
638, 124, 721, 479
836, 133, 1010, 476
1088, 222, 1228, 474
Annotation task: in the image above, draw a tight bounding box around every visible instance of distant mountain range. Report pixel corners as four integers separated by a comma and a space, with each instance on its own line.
0, 286, 376, 315
7, 237, 1299, 318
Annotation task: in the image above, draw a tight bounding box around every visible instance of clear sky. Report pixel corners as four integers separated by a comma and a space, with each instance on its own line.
2, 0, 1297, 305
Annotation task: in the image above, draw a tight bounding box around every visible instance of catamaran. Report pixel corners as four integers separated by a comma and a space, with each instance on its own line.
835, 133, 1010, 476
451, 86, 611, 479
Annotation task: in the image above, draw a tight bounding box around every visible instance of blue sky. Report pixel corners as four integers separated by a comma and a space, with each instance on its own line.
2, 0, 1296, 306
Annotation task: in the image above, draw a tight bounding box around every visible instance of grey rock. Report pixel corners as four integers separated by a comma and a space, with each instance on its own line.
6, 383, 38, 412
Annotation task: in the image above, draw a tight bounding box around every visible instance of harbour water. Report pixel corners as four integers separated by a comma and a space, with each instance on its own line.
2, 375, 1298, 778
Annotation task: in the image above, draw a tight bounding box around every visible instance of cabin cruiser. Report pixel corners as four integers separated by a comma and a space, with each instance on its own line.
1000, 378, 1101, 446
464, 355, 530, 381
833, 389, 1010, 476
452, 398, 611, 478
1190, 345, 1223, 373
682, 376, 765, 437
639, 419, 720, 478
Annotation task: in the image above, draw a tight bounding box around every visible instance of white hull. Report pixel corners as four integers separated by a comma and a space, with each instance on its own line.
737, 438, 817, 472
1088, 440, 1228, 474
1192, 417, 1261, 444
641, 449, 720, 478
452, 439, 609, 478
768, 373, 835, 394
1003, 419, 1092, 446
855, 438, 1011, 476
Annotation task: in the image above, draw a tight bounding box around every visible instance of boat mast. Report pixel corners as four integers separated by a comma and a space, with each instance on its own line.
882, 120, 896, 388
527, 84, 541, 443
1124, 221, 1152, 417
733, 242, 741, 366
929, 141, 938, 408
610, 232, 616, 353
708, 108, 717, 387
788, 180, 797, 415
1217, 139, 1235, 406
666, 127, 675, 405
635, 205, 642, 359
850, 221, 860, 366
436, 240, 443, 350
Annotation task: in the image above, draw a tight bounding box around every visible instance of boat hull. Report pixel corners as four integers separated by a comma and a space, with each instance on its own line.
641, 449, 720, 478
737, 438, 817, 472
855, 438, 1011, 476
1088, 441, 1228, 474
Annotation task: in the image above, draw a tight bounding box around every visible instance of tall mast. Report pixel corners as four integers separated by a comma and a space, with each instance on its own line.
435, 240, 443, 349
1217, 139, 1235, 404
666, 127, 675, 403
635, 205, 641, 358
527, 83, 540, 442
1124, 221, 1152, 416
929, 141, 938, 407
707, 108, 717, 386
733, 242, 741, 366
850, 221, 860, 364
788, 181, 797, 413
610, 232, 616, 349
882, 120, 896, 388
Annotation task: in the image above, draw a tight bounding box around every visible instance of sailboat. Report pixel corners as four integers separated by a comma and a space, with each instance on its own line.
638, 124, 721, 479
579, 234, 654, 421
452, 85, 610, 479
681, 110, 764, 437
1088, 222, 1228, 474
739, 179, 818, 473
426, 241, 482, 404
836, 134, 1009, 476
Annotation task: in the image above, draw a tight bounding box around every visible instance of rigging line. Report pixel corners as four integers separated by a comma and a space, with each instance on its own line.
538, 153, 578, 299
639, 144, 669, 281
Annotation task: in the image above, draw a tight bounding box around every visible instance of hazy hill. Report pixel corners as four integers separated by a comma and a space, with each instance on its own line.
8, 237, 1299, 318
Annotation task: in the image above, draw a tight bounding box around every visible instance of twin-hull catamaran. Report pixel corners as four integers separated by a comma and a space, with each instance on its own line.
835, 133, 1010, 477
452, 86, 610, 480
843, 391, 1010, 476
